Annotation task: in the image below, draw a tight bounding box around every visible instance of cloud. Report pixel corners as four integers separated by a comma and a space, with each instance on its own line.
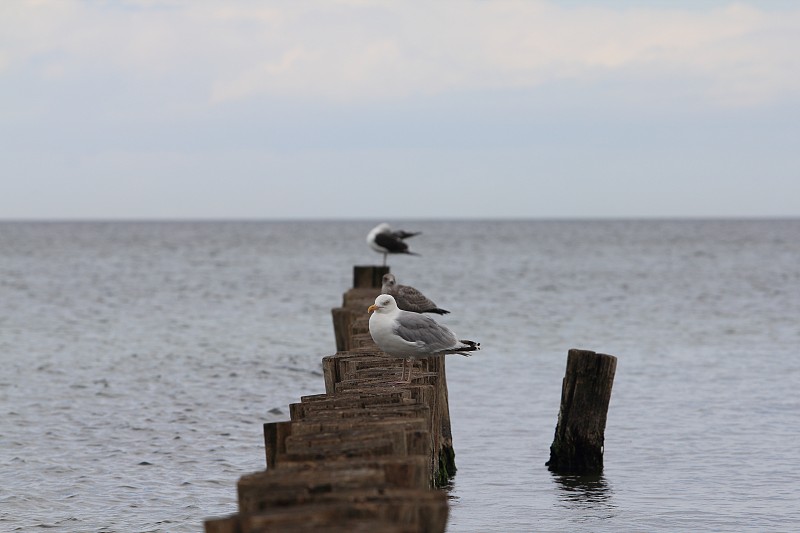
204, 1, 800, 106
2, 0, 800, 108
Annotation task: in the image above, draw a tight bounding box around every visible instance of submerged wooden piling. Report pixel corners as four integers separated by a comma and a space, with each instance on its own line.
204, 266, 452, 532
546, 348, 617, 475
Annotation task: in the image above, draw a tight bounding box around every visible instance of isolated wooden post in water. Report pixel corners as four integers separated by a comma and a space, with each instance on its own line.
546, 349, 617, 475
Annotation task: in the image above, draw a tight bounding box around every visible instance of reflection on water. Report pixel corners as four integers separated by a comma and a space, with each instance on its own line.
552, 473, 616, 516
442, 480, 459, 503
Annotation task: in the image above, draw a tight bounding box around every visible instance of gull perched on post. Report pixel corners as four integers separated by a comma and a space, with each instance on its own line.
368, 294, 479, 383
381, 273, 450, 315
366, 223, 420, 266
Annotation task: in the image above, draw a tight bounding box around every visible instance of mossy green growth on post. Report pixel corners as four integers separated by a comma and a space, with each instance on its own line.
435, 445, 457, 487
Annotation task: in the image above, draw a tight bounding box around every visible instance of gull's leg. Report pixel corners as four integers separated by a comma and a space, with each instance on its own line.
394, 358, 407, 384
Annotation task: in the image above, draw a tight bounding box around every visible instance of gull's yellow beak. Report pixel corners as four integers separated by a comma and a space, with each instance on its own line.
368, 304, 378, 313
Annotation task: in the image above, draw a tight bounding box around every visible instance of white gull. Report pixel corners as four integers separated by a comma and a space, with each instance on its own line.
368, 294, 479, 383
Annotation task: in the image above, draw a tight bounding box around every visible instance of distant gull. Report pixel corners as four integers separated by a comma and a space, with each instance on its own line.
367, 223, 420, 266
368, 294, 479, 383
381, 273, 450, 315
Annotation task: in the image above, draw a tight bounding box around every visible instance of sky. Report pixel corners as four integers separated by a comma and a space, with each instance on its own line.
1, 0, 799, 220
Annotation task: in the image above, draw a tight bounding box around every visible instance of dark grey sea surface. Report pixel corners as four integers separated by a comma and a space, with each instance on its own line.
1, 220, 799, 532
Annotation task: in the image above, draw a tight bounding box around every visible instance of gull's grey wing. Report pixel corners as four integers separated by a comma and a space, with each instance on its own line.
392, 312, 457, 353
395, 285, 438, 313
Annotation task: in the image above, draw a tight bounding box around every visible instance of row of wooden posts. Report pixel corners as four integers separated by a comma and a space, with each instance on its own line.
204, 266, 617, 532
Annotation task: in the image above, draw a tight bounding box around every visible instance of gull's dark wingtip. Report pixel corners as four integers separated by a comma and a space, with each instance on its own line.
459, 340, 481, 351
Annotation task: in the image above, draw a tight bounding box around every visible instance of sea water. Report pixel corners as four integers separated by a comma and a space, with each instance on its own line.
1, 220, 799, 532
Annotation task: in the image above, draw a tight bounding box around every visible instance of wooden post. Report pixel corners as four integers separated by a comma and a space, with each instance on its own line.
331, 266, 389, 352
263, 421, 293, 469
353, 265, 390, 289
331, 307, 355, 352
205, 264, 455, 531
546, 349, 617, 475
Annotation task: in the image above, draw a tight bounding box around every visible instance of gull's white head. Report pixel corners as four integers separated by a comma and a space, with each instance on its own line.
368, 294, 398, 314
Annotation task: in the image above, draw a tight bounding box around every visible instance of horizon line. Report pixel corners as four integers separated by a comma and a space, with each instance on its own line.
1, 215, 798, 223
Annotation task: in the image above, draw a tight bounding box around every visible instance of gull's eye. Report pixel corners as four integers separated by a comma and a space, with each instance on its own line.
382, 299, 391, 305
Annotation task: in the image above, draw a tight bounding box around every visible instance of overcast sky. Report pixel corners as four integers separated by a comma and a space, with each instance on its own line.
2, 0, 799, 220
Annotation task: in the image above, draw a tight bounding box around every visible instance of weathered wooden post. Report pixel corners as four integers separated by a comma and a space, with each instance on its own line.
352, 265, 390, 289
331, 266, 389, 352
204, 263, 455, 532
546, 348, 617, 474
